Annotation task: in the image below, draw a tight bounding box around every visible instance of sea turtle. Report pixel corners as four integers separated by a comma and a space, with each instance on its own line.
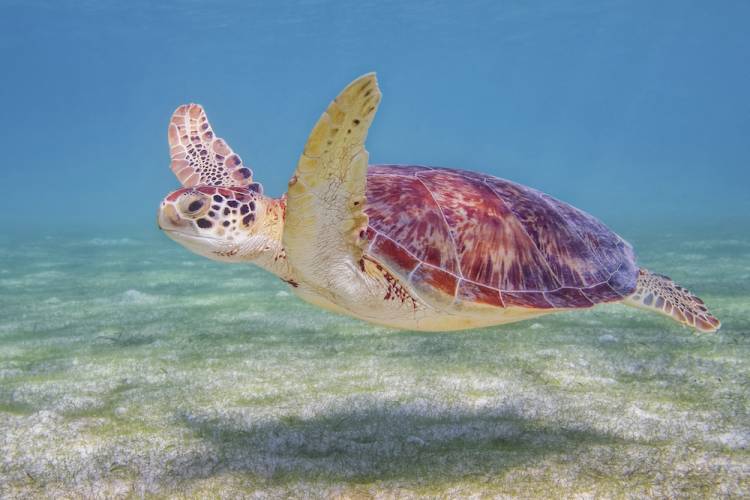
158, 73, 720, 333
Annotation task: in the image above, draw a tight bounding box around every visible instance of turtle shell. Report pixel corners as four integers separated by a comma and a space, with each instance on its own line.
363, 165, 638, 310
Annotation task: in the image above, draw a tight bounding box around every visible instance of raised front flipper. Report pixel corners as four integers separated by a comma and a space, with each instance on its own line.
168, 103, 262, 192
283, 73, 381, 291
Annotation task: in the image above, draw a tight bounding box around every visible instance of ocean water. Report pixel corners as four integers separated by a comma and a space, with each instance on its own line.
1, 1, 749, 497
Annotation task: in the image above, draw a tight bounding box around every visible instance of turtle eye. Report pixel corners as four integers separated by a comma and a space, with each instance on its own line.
178, 194, 209, 219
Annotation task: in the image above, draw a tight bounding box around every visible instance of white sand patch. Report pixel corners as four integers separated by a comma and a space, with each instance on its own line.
0, 368, 24, 379
120, 289, 159, 304
709, 430, 750, 450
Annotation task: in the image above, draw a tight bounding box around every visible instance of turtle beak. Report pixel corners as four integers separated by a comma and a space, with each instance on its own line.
158, 204, 188, 232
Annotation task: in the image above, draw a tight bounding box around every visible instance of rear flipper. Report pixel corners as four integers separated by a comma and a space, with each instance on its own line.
624, 269, 721, 333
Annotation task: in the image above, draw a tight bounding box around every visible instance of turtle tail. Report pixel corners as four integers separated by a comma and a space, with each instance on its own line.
623, 268, 721, 333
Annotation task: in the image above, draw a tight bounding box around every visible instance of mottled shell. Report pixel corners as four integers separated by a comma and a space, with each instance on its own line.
363, 165, 638, 310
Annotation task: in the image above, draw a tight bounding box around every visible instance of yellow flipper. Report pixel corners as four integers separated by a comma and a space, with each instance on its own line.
283, 73, 381, 288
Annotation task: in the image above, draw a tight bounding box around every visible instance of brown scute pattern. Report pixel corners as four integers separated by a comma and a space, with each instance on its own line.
417, 170, 560, 291
168, 103, 261, 191
628, 269, 721, 332
410, 264, 459, 297
365, 165, 639, 309
544, 287, 594, 308
580, 281, 624, 303
365, 173, 459, 273
540, 193, 633, 277
457, 280, 504, 307
483, 178, 610, 287
502, 291, 554, 309
369, 234, 420, 275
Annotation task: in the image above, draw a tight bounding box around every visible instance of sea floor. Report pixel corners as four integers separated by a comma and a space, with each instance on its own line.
0, 226, 748, 498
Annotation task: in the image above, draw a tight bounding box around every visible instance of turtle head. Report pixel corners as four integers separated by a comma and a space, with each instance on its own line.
157, 103, 290, 268
158, 185, 279, 263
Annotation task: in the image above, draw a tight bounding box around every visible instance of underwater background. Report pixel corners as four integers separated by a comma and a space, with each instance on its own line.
1, 1, 748, 497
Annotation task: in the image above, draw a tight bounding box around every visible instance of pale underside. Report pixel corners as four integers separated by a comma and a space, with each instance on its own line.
290, 279, 553, 331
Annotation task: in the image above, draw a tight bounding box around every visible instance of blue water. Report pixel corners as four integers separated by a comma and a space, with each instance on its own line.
2, 1, 749, 230
1, 1, 749, 497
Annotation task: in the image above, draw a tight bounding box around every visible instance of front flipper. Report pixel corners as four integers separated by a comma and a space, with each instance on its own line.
283, 73, 381, 292
168, 103, 262, 192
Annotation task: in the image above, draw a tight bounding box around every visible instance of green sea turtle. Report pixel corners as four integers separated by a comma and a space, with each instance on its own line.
157, 73, 720, 333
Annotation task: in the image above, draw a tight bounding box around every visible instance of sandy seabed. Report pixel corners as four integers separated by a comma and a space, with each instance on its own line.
0, 230, 748, 498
